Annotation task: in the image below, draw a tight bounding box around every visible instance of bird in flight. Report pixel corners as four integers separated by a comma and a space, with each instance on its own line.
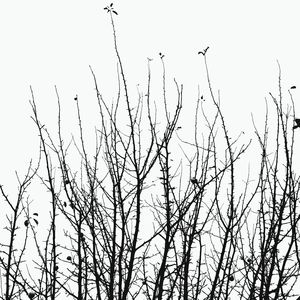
293, 118, 300, 129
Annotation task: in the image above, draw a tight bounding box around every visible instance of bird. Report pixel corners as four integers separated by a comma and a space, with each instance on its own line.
293, 118, 300, 130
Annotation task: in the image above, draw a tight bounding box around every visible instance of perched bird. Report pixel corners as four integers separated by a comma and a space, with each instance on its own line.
293, 118, 300, 130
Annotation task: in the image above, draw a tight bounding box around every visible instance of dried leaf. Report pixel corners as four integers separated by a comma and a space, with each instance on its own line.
28, 292, 35, 299
33, 219, 39, 225
198, 46, 209, 56
190, 178, 198, 184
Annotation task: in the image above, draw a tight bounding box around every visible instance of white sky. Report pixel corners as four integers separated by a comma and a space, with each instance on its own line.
1, 3, 300, 296
1, 0, 300, 185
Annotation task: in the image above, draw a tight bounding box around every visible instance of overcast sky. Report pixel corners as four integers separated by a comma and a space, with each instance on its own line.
1, 1, 300, 184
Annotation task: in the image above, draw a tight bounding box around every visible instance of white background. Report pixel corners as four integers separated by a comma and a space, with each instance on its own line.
1, 0, 300, 190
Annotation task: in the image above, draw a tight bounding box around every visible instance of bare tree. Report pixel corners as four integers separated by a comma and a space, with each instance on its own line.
1, 4, 300, 300
0, 162, 38, 300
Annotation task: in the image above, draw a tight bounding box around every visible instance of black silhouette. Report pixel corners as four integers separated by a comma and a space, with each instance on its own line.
291, 86, 296, 89
198, 46, 209, 56
190, 177, 198, 184
293, 118, 300, 130
104, 3, 118, 15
